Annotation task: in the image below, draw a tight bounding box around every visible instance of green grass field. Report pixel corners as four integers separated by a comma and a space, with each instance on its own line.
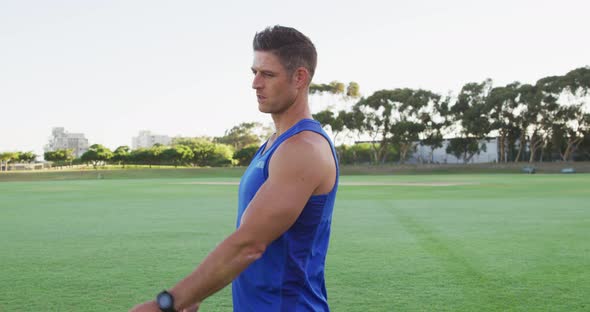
1, 173, 589, 311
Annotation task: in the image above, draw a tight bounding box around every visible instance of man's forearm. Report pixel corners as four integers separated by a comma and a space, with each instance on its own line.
169, 230, 266, 311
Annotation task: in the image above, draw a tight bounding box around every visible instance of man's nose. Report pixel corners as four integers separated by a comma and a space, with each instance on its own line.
252, 74, 263, 89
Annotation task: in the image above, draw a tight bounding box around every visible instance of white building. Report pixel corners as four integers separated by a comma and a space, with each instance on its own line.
44, 127, 89, 158
132, 130, 172, 149
410, 137, 499, 164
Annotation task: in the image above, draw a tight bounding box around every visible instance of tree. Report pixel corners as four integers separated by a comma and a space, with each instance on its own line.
446, 80, 493, 163
390, 120, 424, 163
313, 110, 345, 143
177, 145, 195, 167
0, 152, 19, 171
313, 109, 365, 163
233, 145, 259, 166
337, 143, 373, 165
0, 153, 7, 171
341, 107, 365, 142
513, 83, 550, 162
44, 149, 74, 168
554, 105, 589, 161
8, 152, 21, 166
525, 75, 568, 162
129, 148, 149, 166
18, 151, 36, 163
310, 81, 362, 147
209, 144, 234, 166
559, 66, 590, 93
80, 144, 113, 169
147, 144, 166, 167
309, 81, 345, 95
392, 89, 441, 163
354, 91, 392, 164
43, 151, 57, 163
446, 138, 487, 162
487, 82, 521, 162
161, 147, 180, 167
173, 138, 234, 167
62, 149, 75, 167
188, 139, 217, 167
419, 95, 448, 163
346, 82, 361, 98
354, 88, 439, 164
576, 130, 590, 160
509, 84, 535, 162
112, 146, 131, 168
162, 145, 194, 167
553, 67, 590, 161
215, 122, 264, 151
185, 142, 234, 167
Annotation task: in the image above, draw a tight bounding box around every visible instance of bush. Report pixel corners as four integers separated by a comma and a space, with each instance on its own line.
206, 144, 234, 167
337, 143, 373, 165
234, 145, 259, 166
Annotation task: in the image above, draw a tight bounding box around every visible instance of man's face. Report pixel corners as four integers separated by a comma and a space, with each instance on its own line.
251, 51, 298, 114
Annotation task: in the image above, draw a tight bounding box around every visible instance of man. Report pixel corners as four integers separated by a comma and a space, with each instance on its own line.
131, 25, 338, 312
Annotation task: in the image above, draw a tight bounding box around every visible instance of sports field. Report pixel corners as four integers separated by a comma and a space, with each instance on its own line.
1, 173, 589, 311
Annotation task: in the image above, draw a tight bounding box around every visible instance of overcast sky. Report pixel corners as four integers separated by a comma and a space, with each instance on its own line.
1, 0, 589, 156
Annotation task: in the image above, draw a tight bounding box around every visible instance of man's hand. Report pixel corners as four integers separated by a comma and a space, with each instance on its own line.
129, 300, 159, 312
129, 300, 200, 312
181, 302, 200, 312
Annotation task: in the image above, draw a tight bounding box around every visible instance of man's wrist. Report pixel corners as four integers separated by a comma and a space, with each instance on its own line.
156, 290, 176, 312
168, 289, 182, 312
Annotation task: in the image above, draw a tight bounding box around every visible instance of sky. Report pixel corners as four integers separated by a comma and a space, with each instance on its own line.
1, 0, 589, 156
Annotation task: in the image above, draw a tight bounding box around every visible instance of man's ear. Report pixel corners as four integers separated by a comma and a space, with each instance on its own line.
293, 67, 310, 89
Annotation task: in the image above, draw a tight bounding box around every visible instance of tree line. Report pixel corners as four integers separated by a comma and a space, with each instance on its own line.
41, 122, 271, 169
0, 151, 37, 171
2, 66, 589, 170
311, 67, 590, 164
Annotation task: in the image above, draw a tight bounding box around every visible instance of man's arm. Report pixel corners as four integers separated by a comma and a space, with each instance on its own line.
130, 134, 330, 311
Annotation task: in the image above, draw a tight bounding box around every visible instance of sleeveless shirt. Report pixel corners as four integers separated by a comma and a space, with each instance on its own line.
232, 118, 339, 312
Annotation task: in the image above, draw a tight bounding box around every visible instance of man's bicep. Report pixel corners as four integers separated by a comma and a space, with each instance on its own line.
238, 177, 314, 244
239, 143, 324, 246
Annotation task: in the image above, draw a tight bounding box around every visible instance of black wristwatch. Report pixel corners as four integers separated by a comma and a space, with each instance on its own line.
156, 290, 176, 312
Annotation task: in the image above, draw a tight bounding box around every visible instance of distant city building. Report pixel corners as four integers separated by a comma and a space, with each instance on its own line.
44, 127, 89, 158
132, 130, 172, 149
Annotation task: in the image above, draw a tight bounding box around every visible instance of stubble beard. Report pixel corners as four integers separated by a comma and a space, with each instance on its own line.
258, 94, 297, 115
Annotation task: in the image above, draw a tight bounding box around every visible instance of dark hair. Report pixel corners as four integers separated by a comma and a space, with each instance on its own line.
253, 25, 317, 80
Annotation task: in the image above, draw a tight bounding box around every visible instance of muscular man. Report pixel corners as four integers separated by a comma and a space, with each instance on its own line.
131, 25, 339, 312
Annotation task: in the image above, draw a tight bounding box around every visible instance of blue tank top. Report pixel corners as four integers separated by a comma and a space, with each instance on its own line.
232, 118, 339, 312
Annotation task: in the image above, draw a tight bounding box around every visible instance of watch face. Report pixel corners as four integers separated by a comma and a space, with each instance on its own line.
158, 292, 172, 308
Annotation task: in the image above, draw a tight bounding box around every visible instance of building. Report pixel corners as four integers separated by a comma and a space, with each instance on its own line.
132, 130, 172, 149
410, 137, 499, 164
2, 162, 50, 171
44, 127, 89, 158
354, 137, 500, 164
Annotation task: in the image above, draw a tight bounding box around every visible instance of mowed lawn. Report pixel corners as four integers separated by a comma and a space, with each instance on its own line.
0, 174, 589, 311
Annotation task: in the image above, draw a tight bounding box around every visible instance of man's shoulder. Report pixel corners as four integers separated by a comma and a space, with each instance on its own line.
280, 130, 332, 158
269, 131, 334, 176
288, 130, 329, 146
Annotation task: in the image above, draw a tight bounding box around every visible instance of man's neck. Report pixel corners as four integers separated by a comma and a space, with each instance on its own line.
271, 93, 312, 137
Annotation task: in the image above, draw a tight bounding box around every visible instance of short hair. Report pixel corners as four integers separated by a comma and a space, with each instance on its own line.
253, 25, 317, 80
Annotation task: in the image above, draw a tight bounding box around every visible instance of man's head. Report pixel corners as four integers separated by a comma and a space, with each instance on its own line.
253, 25, 317, 83
251, 26, 317, 114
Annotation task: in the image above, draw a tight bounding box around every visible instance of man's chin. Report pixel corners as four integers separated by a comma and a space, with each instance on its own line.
258, 103, 273, 114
